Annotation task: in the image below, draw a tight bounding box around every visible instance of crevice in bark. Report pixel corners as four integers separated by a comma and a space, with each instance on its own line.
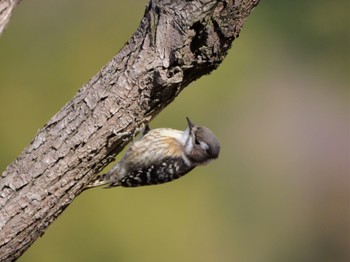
0, 0, 260, 260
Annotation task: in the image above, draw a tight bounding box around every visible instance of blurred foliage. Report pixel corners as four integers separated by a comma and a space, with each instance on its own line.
0, 0, 348, 261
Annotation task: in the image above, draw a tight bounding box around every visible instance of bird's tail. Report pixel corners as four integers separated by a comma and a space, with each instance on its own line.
84, 173, 114, 190
84, 162, 123, 190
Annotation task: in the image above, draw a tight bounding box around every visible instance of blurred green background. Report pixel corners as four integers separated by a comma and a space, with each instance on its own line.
0, 0, 348, 261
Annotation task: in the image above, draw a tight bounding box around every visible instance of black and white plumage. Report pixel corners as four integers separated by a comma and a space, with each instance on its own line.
85, 117, 220, 189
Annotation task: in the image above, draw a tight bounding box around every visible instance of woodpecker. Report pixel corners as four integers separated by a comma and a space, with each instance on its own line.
85, 117, 220, 189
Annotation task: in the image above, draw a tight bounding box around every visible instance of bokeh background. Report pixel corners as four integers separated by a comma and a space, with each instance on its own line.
0, 0, 348, 261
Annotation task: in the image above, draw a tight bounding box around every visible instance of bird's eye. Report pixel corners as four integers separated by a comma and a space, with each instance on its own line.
194, 137, 200, 145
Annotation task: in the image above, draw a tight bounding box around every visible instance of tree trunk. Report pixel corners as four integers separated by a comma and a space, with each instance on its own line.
0, 0, 260, 260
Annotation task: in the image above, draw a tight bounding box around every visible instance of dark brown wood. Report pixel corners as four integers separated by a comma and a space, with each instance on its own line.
0, 0, 260, 260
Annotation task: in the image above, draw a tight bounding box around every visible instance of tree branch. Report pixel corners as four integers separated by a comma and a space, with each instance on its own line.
0, 0, 260, 260
0, 0, 22, 36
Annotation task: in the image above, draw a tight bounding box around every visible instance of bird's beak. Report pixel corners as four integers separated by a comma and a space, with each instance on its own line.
186, 117, 195, 132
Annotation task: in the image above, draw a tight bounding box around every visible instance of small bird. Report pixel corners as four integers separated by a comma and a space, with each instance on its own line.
85, 117, 220, 189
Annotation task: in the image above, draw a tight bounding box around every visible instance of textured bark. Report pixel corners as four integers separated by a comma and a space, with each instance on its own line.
0, 0, 21, 36
0, 0, 260, 260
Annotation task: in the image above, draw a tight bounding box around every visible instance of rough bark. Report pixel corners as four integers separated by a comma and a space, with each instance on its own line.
0, 0, 22, 36
0, 0, 260, 260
